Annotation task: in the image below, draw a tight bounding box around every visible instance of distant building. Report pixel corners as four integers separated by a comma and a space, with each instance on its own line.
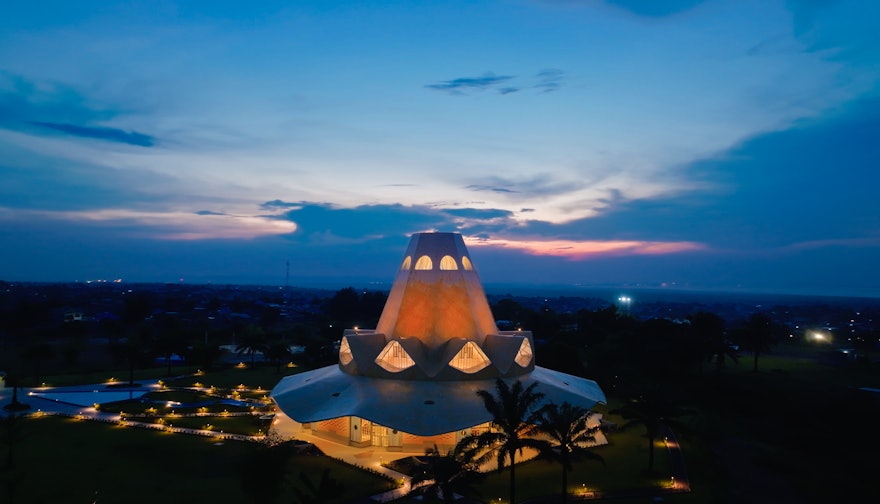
270, 232, 606, 452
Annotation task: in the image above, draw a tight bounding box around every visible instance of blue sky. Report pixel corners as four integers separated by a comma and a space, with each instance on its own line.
1, 0, 878, 297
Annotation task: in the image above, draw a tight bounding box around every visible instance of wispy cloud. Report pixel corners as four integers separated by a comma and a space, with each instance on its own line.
465, 235, 706, 259
0, 207, 297, 240
534, 69, 565, 93
31, 121, 154, 147
442, 208, 514, 220
426, 69, 568, 95
540, 0, 705, 18
425, 72, 517, 95
467, 174, 583, 198
0, 72, 155, 146
466, 185, 520, 194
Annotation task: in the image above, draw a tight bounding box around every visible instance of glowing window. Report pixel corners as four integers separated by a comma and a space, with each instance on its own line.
449, 341, 491, 373
514, 338, 533, 367
414, 255, 433, 270
375, 341, 415, 372
439, 255, 458, 270
400, 256, 411, 270
339, 337, 353, 365
461, 256, 473, 271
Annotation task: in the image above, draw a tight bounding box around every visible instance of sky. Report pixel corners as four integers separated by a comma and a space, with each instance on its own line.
1, 0, 879, 297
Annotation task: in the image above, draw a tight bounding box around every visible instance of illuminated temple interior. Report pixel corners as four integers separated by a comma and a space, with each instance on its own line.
270, 232, 606, 453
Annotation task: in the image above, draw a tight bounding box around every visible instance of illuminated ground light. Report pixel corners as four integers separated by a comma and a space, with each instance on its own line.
810, 330, 832, 343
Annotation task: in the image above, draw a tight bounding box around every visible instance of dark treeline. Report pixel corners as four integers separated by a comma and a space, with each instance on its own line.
2, 282, 879, 501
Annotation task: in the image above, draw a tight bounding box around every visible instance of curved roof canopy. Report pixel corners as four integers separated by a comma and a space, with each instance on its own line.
270, 365, 606, 436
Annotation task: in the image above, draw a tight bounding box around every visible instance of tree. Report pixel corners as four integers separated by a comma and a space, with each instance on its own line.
1, 371, 29, 413
456, 379, 549, 504
410, 444, 484, 503
117, 328, 153, 386
20, 339, 54, 386
153, 330, 184, 377
265, 340, 292, 373
235, 324, 268, 368
739, 312, 776, 372
535, 402, 604, 504
611, 390, 689, 472
689, 311, 737, 372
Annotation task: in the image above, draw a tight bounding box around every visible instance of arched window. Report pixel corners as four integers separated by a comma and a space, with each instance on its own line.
414, 255, 433, 270
514, 338, 533, 367
439, 255, 458, 270
449, 341, 491, 373
339, 336, 354, 365
461, 256, 474, 271
400, 256, 411, 270
375, 340, 415, 372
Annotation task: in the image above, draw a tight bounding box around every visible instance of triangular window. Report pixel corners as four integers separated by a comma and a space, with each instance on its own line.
339, 337, 354, 365
375, 340, 415, 372
514, 338, 533, 367
449, 341, 490, 374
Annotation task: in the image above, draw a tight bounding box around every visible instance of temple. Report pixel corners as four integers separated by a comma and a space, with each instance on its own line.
270, 232, 606, 453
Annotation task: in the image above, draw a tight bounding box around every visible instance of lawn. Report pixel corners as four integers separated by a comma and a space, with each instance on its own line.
0, 415, 395, 504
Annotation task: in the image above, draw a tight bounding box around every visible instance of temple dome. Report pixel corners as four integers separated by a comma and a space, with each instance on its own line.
376, 232, 498, 348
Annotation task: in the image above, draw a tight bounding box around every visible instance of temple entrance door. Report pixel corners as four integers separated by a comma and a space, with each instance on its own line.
359, 419, 372, 444
371, 424, 388, 447
370, 425, 402, 448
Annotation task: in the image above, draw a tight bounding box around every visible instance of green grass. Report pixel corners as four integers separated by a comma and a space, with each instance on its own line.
0, 415, 394, 504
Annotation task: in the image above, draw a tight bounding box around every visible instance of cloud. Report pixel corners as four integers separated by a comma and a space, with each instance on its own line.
442, 208, 514, 220
426, 70, 569, 95
261, 199, 305, 210
0, 72, 154, 146
0, 207, 297, 240
510, 95, 880, 252
464, 235, 705, 259
31, 121, 155, 147
604, 0, 706, 17
534, 68, 565, 93
425, 72, 517, 95
270, 201, 453, 240
466, 185, 520, 194
535, 0, 706, 18
466, 174, 584, 198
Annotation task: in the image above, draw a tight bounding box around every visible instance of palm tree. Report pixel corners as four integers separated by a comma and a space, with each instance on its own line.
535, 402, 604, 503
456, 379, 549, 504
153, 331, 183, 377
1, 371, 29, 412
235, 324, 268, 368
410, 444, 484, 503
265, 340, 292, 373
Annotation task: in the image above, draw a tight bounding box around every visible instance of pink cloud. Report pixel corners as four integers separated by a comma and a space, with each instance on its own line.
464, 236, 705, 259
